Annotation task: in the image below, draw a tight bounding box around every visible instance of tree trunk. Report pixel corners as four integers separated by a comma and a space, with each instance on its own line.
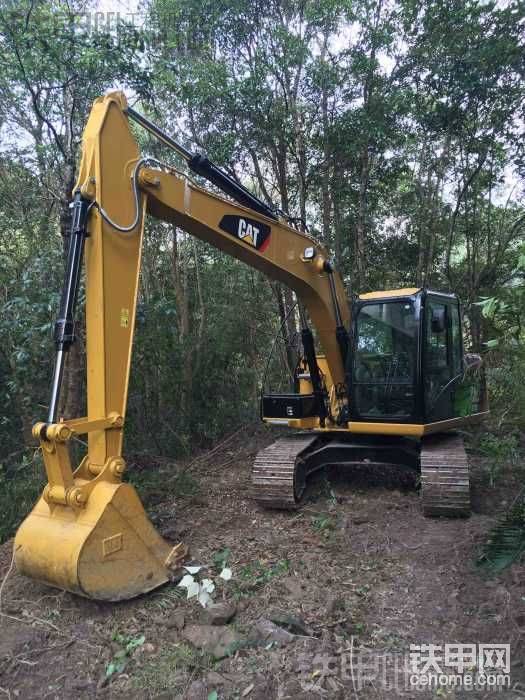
321, 59, 331, 247
355, 142, 369, 291
172, 226, 192, 427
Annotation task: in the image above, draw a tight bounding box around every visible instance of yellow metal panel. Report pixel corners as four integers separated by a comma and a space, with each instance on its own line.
358, 288, 421, 300
347, 421, 425, 437
84, 97, 145, 466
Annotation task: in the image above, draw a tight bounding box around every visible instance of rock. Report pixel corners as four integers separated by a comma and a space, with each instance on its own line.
251, 619, 295, 646
201, 601, 237, 626
166, 610, 185, 630
269, 611, 311, 636
182, 624, 241, 659
186, 680, 208, 700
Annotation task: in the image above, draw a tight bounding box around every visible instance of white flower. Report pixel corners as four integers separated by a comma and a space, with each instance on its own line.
183, 565, 203, 575
219, 567, 232, 581
178, 574, 200, 599
198, 589, 213, 607
200, 578, 215, 593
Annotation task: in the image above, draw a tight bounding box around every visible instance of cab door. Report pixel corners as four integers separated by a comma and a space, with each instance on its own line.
423, 296, 463, 421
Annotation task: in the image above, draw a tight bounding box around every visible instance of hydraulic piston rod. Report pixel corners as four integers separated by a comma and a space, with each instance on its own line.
47, 192, 91, 424
126, 106, 278, 221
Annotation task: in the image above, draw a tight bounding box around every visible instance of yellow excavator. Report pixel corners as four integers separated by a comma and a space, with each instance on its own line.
14, 92, 488, 601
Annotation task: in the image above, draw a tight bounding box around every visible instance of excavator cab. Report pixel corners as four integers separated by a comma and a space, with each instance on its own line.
350, 288, 485, 424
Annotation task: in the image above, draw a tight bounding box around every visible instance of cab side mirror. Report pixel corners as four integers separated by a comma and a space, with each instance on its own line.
431, 307, 446, 334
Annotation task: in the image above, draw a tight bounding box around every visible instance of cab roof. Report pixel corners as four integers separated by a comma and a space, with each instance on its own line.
358, 288, 458, 302
358, 287, 421, 300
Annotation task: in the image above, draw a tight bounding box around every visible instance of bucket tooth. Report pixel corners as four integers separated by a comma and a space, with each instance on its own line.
14, 481, 180, 601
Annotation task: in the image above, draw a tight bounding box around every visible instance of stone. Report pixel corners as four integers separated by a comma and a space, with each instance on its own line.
182, 624, 241, 659
201, 601, 237, 626
166, 610, 185, 630
206, 671, 231, 686
268, 610, 311, 636
250, 619, 295, 646
132, 642, 156, 658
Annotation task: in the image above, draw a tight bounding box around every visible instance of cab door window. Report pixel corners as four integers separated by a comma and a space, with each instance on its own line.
424, 300, 453, 419
449, 303, 463, 376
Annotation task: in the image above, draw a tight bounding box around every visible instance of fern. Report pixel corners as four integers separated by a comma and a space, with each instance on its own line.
477, 490, 525, 573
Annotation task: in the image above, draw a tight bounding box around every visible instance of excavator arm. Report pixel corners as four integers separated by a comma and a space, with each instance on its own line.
14, 91, 350, 600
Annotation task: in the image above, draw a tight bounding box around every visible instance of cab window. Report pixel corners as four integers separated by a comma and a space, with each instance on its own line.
353, 301, 418, 418
424, 299, 461, 420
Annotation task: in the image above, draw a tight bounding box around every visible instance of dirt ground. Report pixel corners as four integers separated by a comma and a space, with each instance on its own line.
0, 425, 524, 699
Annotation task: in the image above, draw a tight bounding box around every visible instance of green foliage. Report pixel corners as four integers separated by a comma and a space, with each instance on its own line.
0, 453, 45, 543
106, 633, 146, 678
212, 547, 231, 572
235, 558, 290, 595
127, 464, 200, 507
477, 493, 525, 574
477, 433, 520, 486
311, 513, 336, 537
478, 433, 519, 465
478, 244, 525, 349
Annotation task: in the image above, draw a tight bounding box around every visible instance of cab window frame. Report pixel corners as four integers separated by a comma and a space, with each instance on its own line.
349, 294, 423, 423
421, 293, 465, 420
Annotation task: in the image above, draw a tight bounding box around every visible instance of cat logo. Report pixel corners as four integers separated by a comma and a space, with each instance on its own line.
218, 215, 271, 252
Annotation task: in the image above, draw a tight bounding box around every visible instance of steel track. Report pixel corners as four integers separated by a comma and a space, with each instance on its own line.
420, 433, 471, 517
251, 434, 319, 508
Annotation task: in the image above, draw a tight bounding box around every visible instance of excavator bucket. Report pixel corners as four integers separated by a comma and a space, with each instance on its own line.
14, 479, 185, 601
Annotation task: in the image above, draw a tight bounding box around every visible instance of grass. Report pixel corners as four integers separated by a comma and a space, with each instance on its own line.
132, 642, 212, 696
233, 558, 290, 597
311, 513, 336, 538
477, 492, 525, 573
127, 463, 200, 506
